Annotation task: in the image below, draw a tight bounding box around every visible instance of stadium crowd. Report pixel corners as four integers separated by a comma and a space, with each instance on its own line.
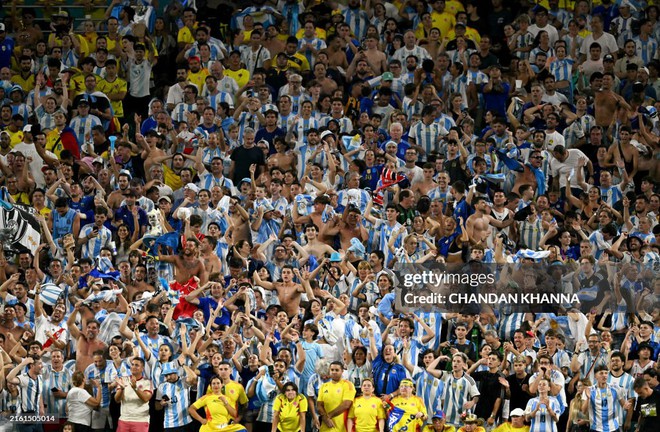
0, 2, 658, 432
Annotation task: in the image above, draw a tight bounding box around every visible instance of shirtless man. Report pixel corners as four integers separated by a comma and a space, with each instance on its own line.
323, 206, 369, 251
302, 224, 336, 259
159, 238, 209, 286
363, 35, 387, 75
67, 306, 108, 372
253, 266, 309, 317
466, 197, 514, 246
126, 264, 154, 301
293, 195, 326, 230
107, 172, 132, 210
229, 198, 251, 243
325, 35, 349, 70
200, 237, 222, 275
412, 163, 439, 198
595, 72, 631, 128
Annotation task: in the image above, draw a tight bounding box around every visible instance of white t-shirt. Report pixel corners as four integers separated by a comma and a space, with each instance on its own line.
118, 377, 152, 422
550, 148, 588, 189
66, 387, 94, 426
580, 33, 619, 57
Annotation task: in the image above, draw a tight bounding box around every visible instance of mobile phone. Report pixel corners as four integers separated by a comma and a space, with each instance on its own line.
51, 387, 59, 393
268, 365, 275, 376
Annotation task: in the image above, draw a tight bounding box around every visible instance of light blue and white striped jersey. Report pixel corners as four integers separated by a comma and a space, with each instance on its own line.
298, 37, 326, 66
564, 114, 594, 148
337, 188, 371, 214
440, 372, 480, 426
157, 378, 193, 428
392, 45, 431, 64
17, 374, 43, 414
518, 217, 544, 252
278, 112, 296, 134
347, 277, 379, 313
69, 114, 102, 146
413, 311, 443, 351
320, 115, 353, 134
342, 7, 370, 40
600, 184, 623, 207
171, 103, 197, 123
530, 370, 566, 409
78, 224, 112, 260
186, 43, 224, 62
236, 112, 261, 141
26, 88, 51, 109
588, 384, 624, 432
291, 116, 319, 144
374, 219, 403, 265
84, 361, 117, 408
409, 120, 447, 161
10, 103, 30, 123
576, 349, 609, 382
551, 10, 573, 30
412, 366, 443, 418
35, 106, 57, 131
549, 58, 575, 82
280, 1, 305, 35
525, 396, 562, 432
42, 365, 71, 416
207, 91, 235, 110
498, 312, 525, 341
634, 36, 658, 64
127, 59, 152, 98
530, 47, 555, 64
450, 75, 470, 110
392, 336, 428, 369
92, 66, 107, 80
607, 372, 634, 427
137, 333, 173, 360
589, 230, 613, 261
613, 16, 635, 46
514, 32, 535, 61
62, 50, 78, 68
198, 172, 236, 193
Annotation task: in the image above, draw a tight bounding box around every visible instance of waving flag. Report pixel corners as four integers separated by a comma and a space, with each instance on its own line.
514, 249, 552, 261
143, 232, 180, 256
0, 198, 41, 255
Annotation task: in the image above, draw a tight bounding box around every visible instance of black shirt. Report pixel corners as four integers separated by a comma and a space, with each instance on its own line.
471, 370, 504, 420
230, 145, 266, 183
635, 389, 659, 432
506, 373, 532, 412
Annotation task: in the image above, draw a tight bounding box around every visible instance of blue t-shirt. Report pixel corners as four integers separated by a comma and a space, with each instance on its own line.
0, 38, 15, 69
198, 297, 231, 327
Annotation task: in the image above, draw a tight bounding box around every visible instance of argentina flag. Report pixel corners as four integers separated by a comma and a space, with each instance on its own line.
0, 198, 41, 254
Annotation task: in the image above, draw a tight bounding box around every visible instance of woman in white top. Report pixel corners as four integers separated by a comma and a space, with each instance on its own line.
66, 371, 101, 432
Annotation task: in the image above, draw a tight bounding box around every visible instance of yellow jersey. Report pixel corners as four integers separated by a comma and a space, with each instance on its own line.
192, 394, 246, 432
273, 394, 308, 432
11, 74, 35, 94
47, 34, 90, 58
295, 28, 327, 41
224, 68, 250, 88
163, 164, 184, 191
349, 396, 386, 432
318, 379, 356, 432
178, 25, 197, 46
7, 130, 23, 148
431, 12, 456, 40
222, 381, 249, 411
97, 77, 127, 118
286, 53, 311, 73
188, 69, 210, 93
492, 423, 530, 432
445, 1, 465, 16
389, 396, 427, 432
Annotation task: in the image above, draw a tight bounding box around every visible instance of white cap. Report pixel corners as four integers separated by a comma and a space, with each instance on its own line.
22, 124, 32, 133
320, 130, 335, 140
92, 157, 105, 165
185, 183, 200, 193
0, 24, 5, 32
510, 409, 525, 417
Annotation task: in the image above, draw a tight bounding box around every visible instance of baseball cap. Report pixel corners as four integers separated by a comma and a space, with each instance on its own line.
185, 183, 200, 193
188, 56, 201, 63
320, 130, 335, 140
382, 72, 394, 81
603, 54, 614, 62
455, 22, 466, 28
158, 196, 172, 203
240, 178, 252, 185
77, 97, 90, 107
510, 409, 525, 417
22, 124, 32, 133
53, 11, 69, 18
0, 24, 5, 32
92, 157, 105, 165
432, 410, 446, 420
640, 66, 650, 74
